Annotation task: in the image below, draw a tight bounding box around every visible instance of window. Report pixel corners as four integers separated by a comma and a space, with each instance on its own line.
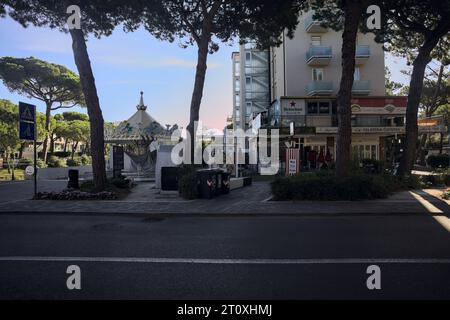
312, 68, 324, 81
245, 77, 252, 91
354, 67, 360, 81
307, 102, 318, 114
234, 62, 240, 76
246, 102, 252, 116
311, 36, 321, 46
235, 79, 240, 91
235, 94, 240, 107
319, 102, 330, 114
245, 52, 251, 61
352, 144, 378, 160
307, 101, 330, 115
355, 116, 380, 127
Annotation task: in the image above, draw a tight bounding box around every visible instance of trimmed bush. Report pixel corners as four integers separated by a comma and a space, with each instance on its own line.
108, 175, 131, 189
427, 154, 449, 168
66, 157, 82, 167
80, 154, 91, 165
36, 159, 47, 168
47, 155, 67, 168
271, 173, 402, 201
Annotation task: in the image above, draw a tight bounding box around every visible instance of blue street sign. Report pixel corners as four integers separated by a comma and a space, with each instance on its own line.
19, 102, 36, 122
19, 121, 35, 140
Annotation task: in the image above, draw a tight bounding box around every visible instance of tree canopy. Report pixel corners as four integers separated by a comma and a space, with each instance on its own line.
0, 56, 84, 109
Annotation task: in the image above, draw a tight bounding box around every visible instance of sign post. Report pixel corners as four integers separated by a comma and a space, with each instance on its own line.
19, 102, 37, 197
112, 145, 124, 178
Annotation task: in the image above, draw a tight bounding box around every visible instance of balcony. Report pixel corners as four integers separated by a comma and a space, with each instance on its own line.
352, 80, 371, 96
355, 45, 370, 65
306, 81, 333, 96
306, 46, 332, 66
304, 12, 327, 33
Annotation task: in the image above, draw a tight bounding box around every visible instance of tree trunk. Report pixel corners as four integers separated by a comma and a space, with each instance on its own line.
335, 0, 364, 178
398, 40, 438, 175
69, 28, 107, 191
41, 101, 52, 163
418, 133, 428, 165
186, 36, 210, 164
64, 139, 68, 153
71, 141, 78, 159
49, 134, 55, 153
18, 141, 26, 159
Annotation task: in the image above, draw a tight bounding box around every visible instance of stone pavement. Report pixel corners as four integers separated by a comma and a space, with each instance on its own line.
0, 180, 448, 215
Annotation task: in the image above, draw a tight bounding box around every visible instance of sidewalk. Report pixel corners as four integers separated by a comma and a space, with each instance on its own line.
0, 180, 448, 216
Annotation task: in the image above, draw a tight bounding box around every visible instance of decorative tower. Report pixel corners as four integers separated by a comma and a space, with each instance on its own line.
137, 91, 147, 111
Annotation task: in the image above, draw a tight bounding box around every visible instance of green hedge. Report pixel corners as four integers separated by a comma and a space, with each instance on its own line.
271, 172, 420, 201
47, 155, 67, 168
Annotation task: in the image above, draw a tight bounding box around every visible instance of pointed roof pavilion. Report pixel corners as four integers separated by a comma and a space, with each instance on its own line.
105, 91, 167, 143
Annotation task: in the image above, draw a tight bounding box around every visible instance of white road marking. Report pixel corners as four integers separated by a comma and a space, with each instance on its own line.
0, 256, 450, 264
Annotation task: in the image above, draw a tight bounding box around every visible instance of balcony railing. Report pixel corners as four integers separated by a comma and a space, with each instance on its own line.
306, 46, 332, 66
352, 80, 371, 95
304, 12, 327, 33
355, 45, 370, 64
306, 81, 333, 96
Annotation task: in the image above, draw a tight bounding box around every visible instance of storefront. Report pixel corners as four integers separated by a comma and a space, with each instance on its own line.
269, 96, 409, 171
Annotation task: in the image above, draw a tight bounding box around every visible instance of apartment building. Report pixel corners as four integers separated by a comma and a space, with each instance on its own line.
232, 43, 271, 130
262, 10, 411, 171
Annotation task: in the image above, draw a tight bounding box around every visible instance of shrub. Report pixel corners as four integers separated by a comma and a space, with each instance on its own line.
53, 151, 71, 158
426, 154, 449, 168
17, 158, 33, 169
66, 157, 82, 167
271, 173, 397, 201
36, 159, 47, 168
108, 175, 131, 189
47, 155, 67, 168
178, 166, 199, 199
80, 154, 91, 165
443, 189, 450, 200
361, 158, 384, 174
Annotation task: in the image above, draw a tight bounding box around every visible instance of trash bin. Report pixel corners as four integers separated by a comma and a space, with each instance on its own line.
220, 171, 230, 194
197, 169, 221, 199
161, 167, 180, 191
67, 169, 79, 189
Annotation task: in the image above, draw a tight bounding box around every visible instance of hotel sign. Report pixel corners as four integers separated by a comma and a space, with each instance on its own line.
281, 99, 306, 116
316, 126, 446, 134
316, 127, 406, 134
351, 104, 405, 115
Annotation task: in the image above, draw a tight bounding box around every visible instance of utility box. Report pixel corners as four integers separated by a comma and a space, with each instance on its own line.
161, 167, 179, 191
197, 169, 222, 199
220, 171, 230, 194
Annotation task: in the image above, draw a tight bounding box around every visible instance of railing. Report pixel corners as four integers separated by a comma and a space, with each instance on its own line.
356, 45, 370, 57
306, 81, 333, 95
306, 46, 332, 61
352, 80, 371, 92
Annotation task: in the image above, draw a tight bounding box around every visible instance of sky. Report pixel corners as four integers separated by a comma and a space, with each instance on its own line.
0, 15, 410, 131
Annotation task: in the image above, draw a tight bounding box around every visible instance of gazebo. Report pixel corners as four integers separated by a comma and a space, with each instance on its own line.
105, 91, 178, 178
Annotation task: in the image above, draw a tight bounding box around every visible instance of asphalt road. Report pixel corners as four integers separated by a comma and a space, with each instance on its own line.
0, 213, 449, 299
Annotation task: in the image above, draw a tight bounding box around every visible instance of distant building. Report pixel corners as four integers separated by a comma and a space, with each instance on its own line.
232, 43, 270, 130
